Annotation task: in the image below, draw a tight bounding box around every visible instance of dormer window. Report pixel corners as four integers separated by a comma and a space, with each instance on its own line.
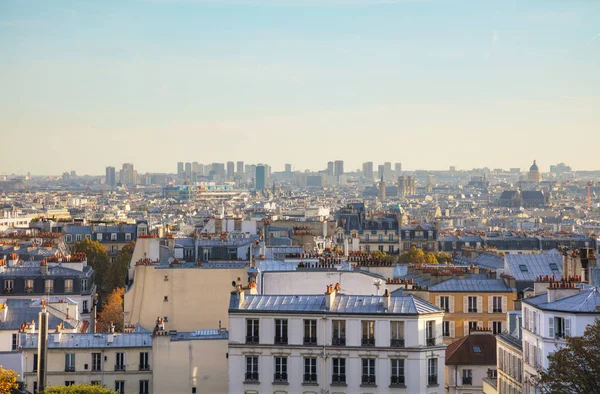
125, 233, 132, 241
85, 234, 91, 240
111, 233, 117, 241
45, 279, 54, 293
81, 279, 88, 292
97, 233, 103, 241
75, 234, 82, 242
65, 234, 73, 243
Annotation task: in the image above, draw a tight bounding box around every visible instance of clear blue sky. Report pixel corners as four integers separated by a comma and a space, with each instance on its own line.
1, 0, 598, 175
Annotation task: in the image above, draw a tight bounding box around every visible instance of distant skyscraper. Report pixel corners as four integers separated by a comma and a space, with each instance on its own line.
236, 161, 244, 175
384, 162, 392, 180
211, 163, 226, 178
177, 162, 184, 178
184, 162, 192, 180
227, 161, 235, 179
334, 160, 344, 176
255, 165, 266, 191
395, 163, 402, 175
378, 164, 385, 179
327, 161, 334, 176
285, 163, 292, 173
105, 166, 116, 187
120, 163, 136, 186
362, 162, 374, 180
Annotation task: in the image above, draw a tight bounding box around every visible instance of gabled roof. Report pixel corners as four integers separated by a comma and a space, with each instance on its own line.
429, 278, 513, 293
522, 287, 600, 313
504, 253, 563, 281
446, 333, 497, 365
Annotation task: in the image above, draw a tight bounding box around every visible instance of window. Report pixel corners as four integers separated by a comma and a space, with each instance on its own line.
304, 319, 317, 345
365, 234, 370, 241
389, 234, 394, 242
361, 358, 376, 386
64, 279, 73, 293
519, 264, 528, 272
111, 245, 118, 252
91, 381, 100, 386
389, 245, 394, 253
25, 279, 34, 293
274, 319, 288, 344
440, 296, 450, 313
361, 320, 375, 346
4, 279, 14, 293
378, 234, 383, 242
378, 245, 384, 252
426, 320, 436, 346
462, 369, 473, 385
468, 296, 478, 313
164, 296, 168, 302
126, 233, 132, 241
390, 321, 404, 347
33, 354, 38, 372
415, 231, 423, 238
391, 359, 405, 386
115, 352, 125, 371
332, 320, 346, 346
245, 356, 259, 382
111, 233, 117, 241
66, 234, 73, 242
332, 358, 346, 384
85, 234, 91, 240
274, 357, 287, 383
65, 381, 75, 386
493, 321, 503, 335
550, 317, 570, 339
304, 358, 317, 383
442, 321, 451, 337
81, 279, 88, 292
550, 263, 559, 271
115, 381, 125, 394
468, 321, 478, 334
139, 352, 149, 370
45, 279, 54, 293
139, 380, 149, 394
65, 353, 75, 371
75, 234, 82, 242
83, 300, 89, 313
427, 358, 438, 385
97, 233, 103, 241
11, 333, 18, 351
492, 296, 502, 313
246, 319, 259, 344
92, 353, 101, 371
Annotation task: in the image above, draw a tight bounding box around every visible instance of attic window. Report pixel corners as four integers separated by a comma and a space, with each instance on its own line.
549, 263, 559, 271
473, 346, 481, 353
164, 296, 168, 302
519, 265, 528, 272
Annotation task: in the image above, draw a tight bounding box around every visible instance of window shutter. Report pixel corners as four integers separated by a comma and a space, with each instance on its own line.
565, 319, 571, 337
435, 296, 440, 308
501, 320, 506, 333
548, 317, 554, 338
463, 297, 468, 313
450, 321, 455, 338
502, 296, 508, 313
488, 297, 493, 314
477, 321, 483, 329
477, 296, 483, 313
449, 296, 455, 313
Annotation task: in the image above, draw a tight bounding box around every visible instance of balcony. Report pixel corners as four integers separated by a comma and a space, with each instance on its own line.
303, 374, 317, 383
139, 364, 150, 371
390, 338, 405, 347
468, 308, 477, 313
245, 372, 259, 383
332, 337, 346, 346
361, 337, 375, 347
273, 373, 288, 383
64, 366, 75, 372
3, 288, 13, 294
426, 338, 436, 346
428, 374, 438, 385
555, 332, 566, 339
274, 336, 288, 345
114, 365, 126, 371
390, 376, 405, 386
83, 308, 90, 314
361, 375, 376, 386
245, 336, 259, 344
462, 377, 473, 385
303, 336, 317, 345
493, 308, 503, 313
332, 374, 346, 384
26, 287, 34, 294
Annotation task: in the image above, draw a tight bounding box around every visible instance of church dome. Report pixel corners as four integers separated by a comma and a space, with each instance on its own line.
530, 160, 539, 172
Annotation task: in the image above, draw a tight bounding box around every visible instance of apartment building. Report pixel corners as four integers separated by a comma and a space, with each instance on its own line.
422, 279, 517, 343
228, 284, 446, 394
20, 330, 153, 394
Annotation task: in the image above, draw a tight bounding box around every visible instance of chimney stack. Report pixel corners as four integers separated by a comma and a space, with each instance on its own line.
40, 260, 48, 275
325, 283, 339, 310
37, 301, 49, 392
383, 289, 391, 310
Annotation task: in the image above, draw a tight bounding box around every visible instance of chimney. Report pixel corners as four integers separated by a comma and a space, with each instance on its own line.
237, 286, 245, 309
37, 302, 49, 392
40, 260, 48, 275
153, 317, 167, 336
324, 284, 339, 310
383, 289, 391, 310
53, 322, 63, 343
547, 280, 580, 303
107, 321, 115, 344
1, 302, 7, 321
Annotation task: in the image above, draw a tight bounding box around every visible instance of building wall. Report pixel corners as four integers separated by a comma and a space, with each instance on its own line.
496, 338, 522, 394
152, 336, 228, 394
124, 265, 247, 331
446, 363, 495, 394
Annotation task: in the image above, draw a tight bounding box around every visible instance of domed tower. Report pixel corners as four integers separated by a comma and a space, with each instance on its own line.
528, 160, 542, 183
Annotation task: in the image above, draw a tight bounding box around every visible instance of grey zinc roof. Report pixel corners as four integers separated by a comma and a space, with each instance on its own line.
0, 265, 91, 278
429, 279, 514, 293
505, 253, 563, 281
233, 294, 440, 315
523, 287, 600, 313
20, 332, 152, 349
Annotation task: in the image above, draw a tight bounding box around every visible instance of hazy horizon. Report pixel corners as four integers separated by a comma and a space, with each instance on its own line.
1, 0, 599, 175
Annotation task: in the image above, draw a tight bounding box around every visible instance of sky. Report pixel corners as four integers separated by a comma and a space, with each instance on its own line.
1, 0, 599, 175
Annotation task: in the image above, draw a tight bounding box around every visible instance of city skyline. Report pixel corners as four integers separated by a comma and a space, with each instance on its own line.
1, 0, 599, 174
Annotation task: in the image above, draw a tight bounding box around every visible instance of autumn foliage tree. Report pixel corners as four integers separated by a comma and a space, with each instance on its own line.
105, 242, 135, 291
43, 383, 116, 393
535, 318, 600, 394
71, 239, 109, 291
0, 365, 18, 394
96, 288, 124, 333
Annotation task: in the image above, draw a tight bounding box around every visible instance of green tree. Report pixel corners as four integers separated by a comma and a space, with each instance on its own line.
71, 239, 109, 291
0, 365, 18, 394
105, 242, 135, 291
43, 383, 116, 393
536, 318, 600, 394
424, 253, 439, 265
97, 287, 124, 333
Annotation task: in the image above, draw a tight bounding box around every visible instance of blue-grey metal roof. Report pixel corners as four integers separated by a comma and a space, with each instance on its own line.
523, 287, 600, 313
170, 329, 229, 341
504, 253, 563, 281
429, 278, 514, 292
231, 294, 441, 315
20, 332, 152, 349
0, 265, 92, 278
0, 300, 78, 330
